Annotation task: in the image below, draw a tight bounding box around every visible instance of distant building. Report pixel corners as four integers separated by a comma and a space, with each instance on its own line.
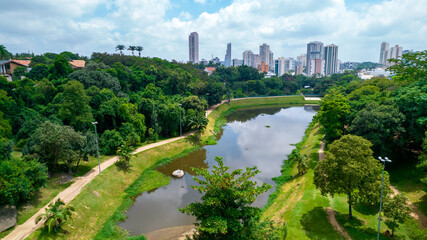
275, 57, 286, 76
224, 43, 231, 67
211, 57, 220, 64
204, 67, 216, 75
379, 42, 389, 65
285, 58, 293, 73
259, 43, 270, 65
297, 54, 307, 68
269, 51, 274, 71
253, 54, 261, 69
387, 44, 403, 66
189, 32, 199, 63
324, 44, 338, 76
242, 50, 254, 67
306, 41, 324, 76
69, 60, 86, 69
295, 64, 304, 75
259, 62, 269, 73
232, 59, 243, 67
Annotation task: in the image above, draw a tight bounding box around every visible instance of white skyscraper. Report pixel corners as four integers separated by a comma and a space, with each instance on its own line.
275, 57, 286, 76
189, 32, 199, 63
224, 43, 231, 67
387, 44, 403, 66
324, 44, 338, 76
242, 50, 254, 67
379, 42, 389, 65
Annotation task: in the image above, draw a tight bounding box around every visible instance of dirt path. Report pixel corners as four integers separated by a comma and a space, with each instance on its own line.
3, 103, 224, 240
389, 185, 427, 229
325, 208, 352, 240
318, 141, 325, 161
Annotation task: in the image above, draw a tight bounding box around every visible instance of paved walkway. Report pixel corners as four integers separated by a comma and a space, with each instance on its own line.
4, 102, 224, 240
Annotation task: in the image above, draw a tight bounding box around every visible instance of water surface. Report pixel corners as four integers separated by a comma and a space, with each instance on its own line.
119, 106, 316, 235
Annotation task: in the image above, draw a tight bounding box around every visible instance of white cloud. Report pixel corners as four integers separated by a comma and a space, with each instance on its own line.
194, 0, 207, 4
0, 0, 426, 62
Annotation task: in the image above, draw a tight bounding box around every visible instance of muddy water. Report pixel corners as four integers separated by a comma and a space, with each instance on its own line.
118, 106, 316, 236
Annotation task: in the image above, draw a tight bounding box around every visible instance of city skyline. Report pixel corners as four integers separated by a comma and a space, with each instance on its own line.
1, 0, 426, 62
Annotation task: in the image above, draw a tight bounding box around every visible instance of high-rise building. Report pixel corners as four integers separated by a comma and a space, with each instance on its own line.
269, 52, 274, 72
189, 32, 199, 63
259, 43, 272, 70
242, 50, 254, 67
253, 54, 261, 68
224, 43, 231, 67
285, 58, 294, 73
306, 41, 324, 76
297, 54, 307, 68
387, 44, 403, 66
324, 44, 338, 76
379, 42, 389, 65
275, 57, 286, 76
232, 59, 243, 67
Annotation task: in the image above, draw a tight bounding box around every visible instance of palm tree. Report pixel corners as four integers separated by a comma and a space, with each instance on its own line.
0, 45, 11, 60
115, 45, 126, 55
36, 198, 75, 233
297, 154, 308, 175
136, 46, 144, 57
116, 143, 134, 169
128, 46, 136, 56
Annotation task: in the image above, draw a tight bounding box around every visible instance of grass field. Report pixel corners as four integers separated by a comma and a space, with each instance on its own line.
262, 122, 424, 239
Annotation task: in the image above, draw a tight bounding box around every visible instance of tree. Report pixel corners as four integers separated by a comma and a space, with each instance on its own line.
136, 46, 143, 57
36, 198, 75, 234
348, 102, 405, 156
0, 45, 11, 59
115, 45, 126, 55
128, 46, 136, 56
387, 50, 427, 83
26, 121, 86, 173
179, 157, 284, 240
48, 55, 73, 80
317, 89, 351, 141
57, 81, 93, 131
314, 135, 386, 219
99, 129, 124, 155
68, 69, 121, 93
116, 143, 134, 169
383, 194, 411, 237
0, 156, 48, 205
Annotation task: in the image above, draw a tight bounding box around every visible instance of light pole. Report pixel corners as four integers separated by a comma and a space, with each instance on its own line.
377, 156, 391, 240
178, 103, 182, 138
92, 122, 101, 174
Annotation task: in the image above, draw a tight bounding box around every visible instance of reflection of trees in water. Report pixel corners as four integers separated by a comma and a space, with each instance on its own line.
226, 107, 285, 123
156, 148, 208, 176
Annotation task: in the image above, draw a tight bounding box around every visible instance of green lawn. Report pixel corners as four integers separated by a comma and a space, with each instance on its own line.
263, 123, 421, 239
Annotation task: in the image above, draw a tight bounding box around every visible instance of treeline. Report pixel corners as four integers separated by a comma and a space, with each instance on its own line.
317, 51, 426, 183
210, 65, 359, 97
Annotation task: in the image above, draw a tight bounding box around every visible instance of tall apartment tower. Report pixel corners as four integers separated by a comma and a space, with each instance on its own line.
324, 44, 338, 76
259, 43, 271, 67
242, 50, 254, 67
306, 41, 324, 76
387, 44, 403, 66
275, 57, 286, 77
224, 43, 231, 67
379, 42, 389, 65
189, 32, 199, 63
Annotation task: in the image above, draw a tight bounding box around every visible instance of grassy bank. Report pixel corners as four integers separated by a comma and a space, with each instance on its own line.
262, 121, 421, 239
26, 95, 318, 239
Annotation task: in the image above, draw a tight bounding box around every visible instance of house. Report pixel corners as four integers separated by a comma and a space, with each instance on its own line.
0, 59, 31, 75
69, 60, 86, 69
204, 67, 216, 76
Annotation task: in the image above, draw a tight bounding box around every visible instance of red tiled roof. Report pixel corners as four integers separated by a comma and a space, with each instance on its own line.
69, 60, 86, 69
11, 60, 31, 67
205, 67, 216, 71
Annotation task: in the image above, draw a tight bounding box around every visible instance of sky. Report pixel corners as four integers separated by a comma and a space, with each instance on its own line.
1, 0, 426, 62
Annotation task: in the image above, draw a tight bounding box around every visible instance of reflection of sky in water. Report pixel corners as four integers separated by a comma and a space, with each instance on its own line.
119, 107, 316, 236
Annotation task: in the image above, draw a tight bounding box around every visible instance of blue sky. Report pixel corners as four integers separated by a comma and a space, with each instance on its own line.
1, 0, 426, 62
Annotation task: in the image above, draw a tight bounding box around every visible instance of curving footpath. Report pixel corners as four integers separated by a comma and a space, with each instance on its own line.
3, 102, 225, 240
